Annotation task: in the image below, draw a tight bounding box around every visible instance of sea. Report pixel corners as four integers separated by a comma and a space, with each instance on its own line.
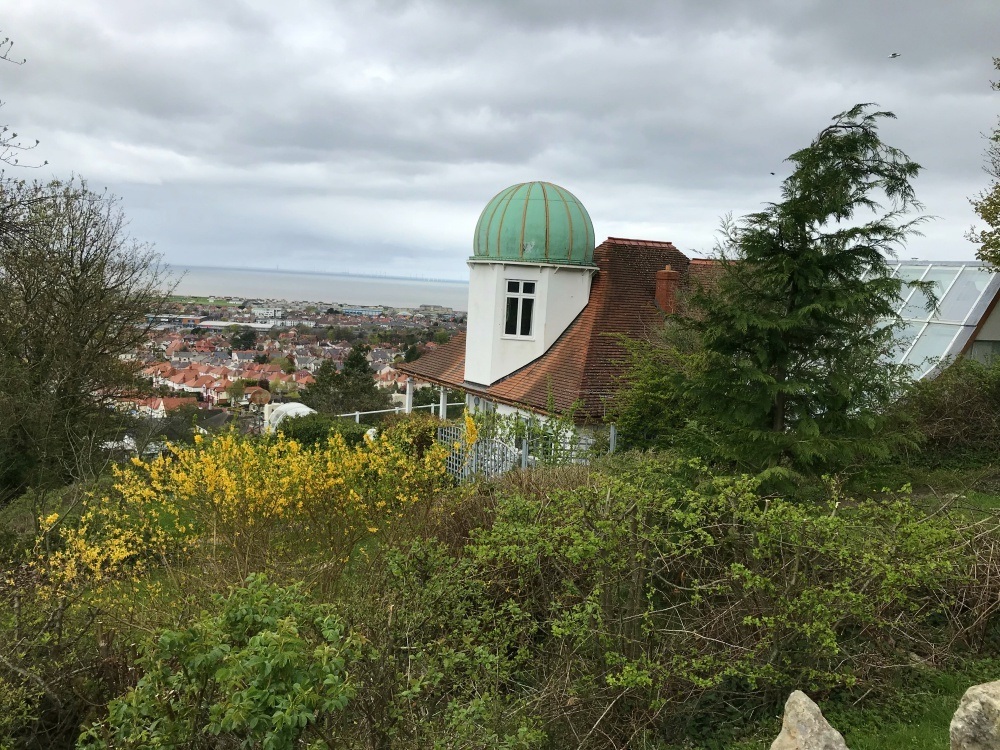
167, 265, 470, 311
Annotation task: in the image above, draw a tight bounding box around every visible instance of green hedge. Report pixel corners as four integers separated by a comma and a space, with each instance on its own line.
277, 412, 369, 447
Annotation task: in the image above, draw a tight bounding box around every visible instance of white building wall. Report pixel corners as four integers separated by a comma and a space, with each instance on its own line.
464, 261, 595, 386
252, 307, 282, 319
975, 303, 1000, 341
495, 402, 529, 419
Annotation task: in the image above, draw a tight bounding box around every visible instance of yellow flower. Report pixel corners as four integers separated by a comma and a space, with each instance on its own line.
29, 428, 451, 596
464, 413, 478, 445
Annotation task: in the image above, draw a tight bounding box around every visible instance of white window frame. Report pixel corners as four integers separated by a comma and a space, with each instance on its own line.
502, 279, 536, 339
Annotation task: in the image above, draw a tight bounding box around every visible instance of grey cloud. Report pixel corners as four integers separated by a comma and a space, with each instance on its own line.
2, 0, 998, 280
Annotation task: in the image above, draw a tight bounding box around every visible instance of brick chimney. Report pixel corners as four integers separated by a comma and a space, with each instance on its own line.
655, 265, 680, 314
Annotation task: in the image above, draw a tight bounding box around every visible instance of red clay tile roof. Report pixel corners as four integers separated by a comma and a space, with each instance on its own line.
686, 257, 723, 289
398, 333, 468, 387
145, 396, 197, 412
398, 237, 694, 423
490, 238, 690, 420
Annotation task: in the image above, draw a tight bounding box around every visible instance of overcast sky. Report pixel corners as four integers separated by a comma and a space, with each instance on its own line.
3, 0, 999, 280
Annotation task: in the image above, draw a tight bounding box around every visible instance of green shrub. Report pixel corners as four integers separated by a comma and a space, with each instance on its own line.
0, 480, 123, 750
380, 412, 442, 459
14, 446, 1000, 749
443, 455, 981, 745
79, 575, 358, 750
323, 454, 995, 748
0, 586, 110, 750
902, 356, 1000, 464
336, 539, 546, 749
277, 412, 369, 447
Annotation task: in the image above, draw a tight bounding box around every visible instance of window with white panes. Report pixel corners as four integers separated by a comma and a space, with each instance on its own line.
504, 280, 535, 337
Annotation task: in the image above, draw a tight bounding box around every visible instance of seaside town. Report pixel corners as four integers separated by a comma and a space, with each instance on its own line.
129, 295, 465, 432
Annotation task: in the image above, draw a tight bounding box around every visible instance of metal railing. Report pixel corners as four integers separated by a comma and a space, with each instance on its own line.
437, 423, 618, 482
337, 402, 465, 423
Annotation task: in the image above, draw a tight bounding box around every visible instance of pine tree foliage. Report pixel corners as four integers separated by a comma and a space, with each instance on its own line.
622, 104, 929, 474
302, 343, 391, 418
970, 57, 1000, 266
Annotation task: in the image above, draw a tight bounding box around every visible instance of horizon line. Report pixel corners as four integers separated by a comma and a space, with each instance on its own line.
166, 263, 469, 285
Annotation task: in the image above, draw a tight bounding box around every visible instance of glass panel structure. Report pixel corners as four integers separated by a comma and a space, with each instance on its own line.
936, 266, 991, 323
970, 340, 1000, 364
892, 321, 924, 362
900, 266, 960, 320
883, 261, 1000, 380
894, 265, 930, 315
902, 323, 961, 375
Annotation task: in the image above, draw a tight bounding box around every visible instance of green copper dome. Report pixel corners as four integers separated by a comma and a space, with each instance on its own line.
472, 181, 596, 266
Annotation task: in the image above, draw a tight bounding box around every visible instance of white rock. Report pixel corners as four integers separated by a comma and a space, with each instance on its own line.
951, 680, 1000, 750
771, 690, 849, 750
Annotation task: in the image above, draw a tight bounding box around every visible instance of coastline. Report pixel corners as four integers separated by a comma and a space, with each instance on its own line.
165, 264, 470, 311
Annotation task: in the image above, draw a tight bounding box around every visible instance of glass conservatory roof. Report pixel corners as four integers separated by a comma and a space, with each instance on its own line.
887, 261, 1000, 378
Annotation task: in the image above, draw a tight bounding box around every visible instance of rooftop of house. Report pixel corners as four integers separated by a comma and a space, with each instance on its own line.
401, 250, 1000, 421
399, 237, 705, 422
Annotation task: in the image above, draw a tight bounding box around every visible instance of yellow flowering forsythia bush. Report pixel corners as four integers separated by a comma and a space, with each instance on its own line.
35, 431, 451, 593
463, 411, 479, 445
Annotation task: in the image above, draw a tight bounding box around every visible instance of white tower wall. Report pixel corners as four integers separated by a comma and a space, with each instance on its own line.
464, 261, 595, 386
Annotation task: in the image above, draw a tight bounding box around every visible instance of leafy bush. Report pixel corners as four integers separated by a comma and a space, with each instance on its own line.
379, 412, 441, 459
33, 431, 452, 593
902, 356, 1000, 463
13, 441, 1000, 748
614, 325, 919, 481
0, 579, 116, 750
79, 575, 357, 749
352, 454, 987, 747
338, 539, 547, 749
612, 322, 705, 454
277, 412, 369, 447
1, 430, 452, 749
0, 480, 131, 750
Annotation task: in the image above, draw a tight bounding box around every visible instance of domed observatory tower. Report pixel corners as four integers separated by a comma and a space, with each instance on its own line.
465, 181, 598, 387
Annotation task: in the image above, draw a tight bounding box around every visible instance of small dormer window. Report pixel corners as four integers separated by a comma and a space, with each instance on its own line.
504, 280, 535, 337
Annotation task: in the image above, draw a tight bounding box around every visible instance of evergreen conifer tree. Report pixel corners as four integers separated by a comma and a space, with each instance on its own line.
621, 104, 930, 474
302, 344, 390, 418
